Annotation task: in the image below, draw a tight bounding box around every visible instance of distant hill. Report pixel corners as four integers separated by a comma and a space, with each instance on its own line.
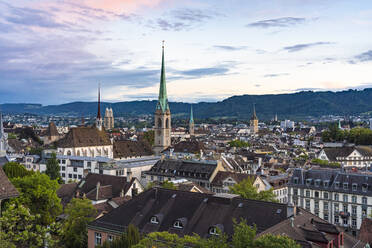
2, 89, 372, 120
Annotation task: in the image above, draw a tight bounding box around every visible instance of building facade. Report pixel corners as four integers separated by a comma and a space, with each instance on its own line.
318, 146, 372, 168
104, 107, 114, 130
153, 43, 171, 155
288, 168, 372, 236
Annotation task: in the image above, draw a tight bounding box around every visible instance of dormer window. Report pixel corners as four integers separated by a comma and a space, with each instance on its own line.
343, 183, 348, 190
335, 182, 340, 189
324, 180, 329, 188
362, 184, 368, 192
150, 216, 159, 224
352, 183, 357, 191
306, 179, 312, 186
315, 179, 321, 187
173, 220, 183, 229
209, 227, 219, 236
293, 177, 298, 184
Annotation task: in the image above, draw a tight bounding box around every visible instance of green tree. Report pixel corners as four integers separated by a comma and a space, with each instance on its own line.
10, 173, 62, 225
99, 224, 141, 248
231, 219, 256, 248
161, 180, 176, 190
61, 198, 97, 248
0, 204, 55, 248
45, 152, 61, 181
3, 161, 32, 179
229, 178, 277, 202
228, 140, 250, 148
254, 234, 300, 248
142, 130, 154, 146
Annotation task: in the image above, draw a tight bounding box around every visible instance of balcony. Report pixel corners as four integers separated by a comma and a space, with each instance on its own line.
339, 211, 350, 219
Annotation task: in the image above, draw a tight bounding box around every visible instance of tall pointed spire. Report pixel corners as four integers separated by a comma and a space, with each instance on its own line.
97, 83, 101, 119
0, 111, 4, 138
156, 41, 169, 112
189, 105, 194, 124
251, 103, 257, 120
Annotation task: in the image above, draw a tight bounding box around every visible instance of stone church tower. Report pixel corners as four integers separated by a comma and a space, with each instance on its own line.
189, 106, 194, 136
153, 42, 171, 155
104, 107, 114, 130
250, 104, 258, 134
96, 84, 103, 131
0, 112, 8, 156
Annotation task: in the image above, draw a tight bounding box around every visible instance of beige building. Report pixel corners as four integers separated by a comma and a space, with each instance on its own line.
104, 107, 114, 130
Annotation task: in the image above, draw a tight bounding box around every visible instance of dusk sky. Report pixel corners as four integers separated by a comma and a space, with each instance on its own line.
0, 0, 372, 105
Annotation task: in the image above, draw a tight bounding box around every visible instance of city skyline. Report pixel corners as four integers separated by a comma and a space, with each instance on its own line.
0, 0, 372, 105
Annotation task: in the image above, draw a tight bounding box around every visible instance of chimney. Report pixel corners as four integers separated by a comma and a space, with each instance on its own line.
127, 171, 133, 182
287, 203, 296, 218
96, 181, 100, 201
290, 217, 294, 227
120, 188, 124, 198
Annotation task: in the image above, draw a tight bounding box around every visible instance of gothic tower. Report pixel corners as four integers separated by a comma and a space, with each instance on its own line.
189, 105, 194, 136
96, 84, 103, 131
104, 107, 114, 130
250, 103, 258, 134
0, 111, 8, 156
153, 42, 171, 154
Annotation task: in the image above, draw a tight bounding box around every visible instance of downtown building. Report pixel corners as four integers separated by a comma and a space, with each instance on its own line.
288, 168, 372, 236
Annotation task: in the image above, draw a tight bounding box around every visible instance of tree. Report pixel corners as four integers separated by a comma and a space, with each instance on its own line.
254, 234, 300, 248
45, 152, 61, 181
142, 130, 154, 146
161, 181, 176, 190
61, 198, 97, 248
229, 178, 277, 203
10, 173, 62, 225
0, 204, 56, 248
3, 161, 32, 179
231, 219, 256, 248
98, 224, 141, 248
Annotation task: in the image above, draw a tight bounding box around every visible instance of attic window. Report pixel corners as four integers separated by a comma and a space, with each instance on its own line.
315, 179, 321, 187
293, 177, 298, 184
324, 180, 329, 188
335, 182, 340, 189
276, 209, 282, 214
209, 227, 219, 236
352, 183, 357, 191
343, 183, 348, 190
173, 220, 183, 229
150, 216, 159, 224
306, 179, 312, 185
362, 184, 368, 192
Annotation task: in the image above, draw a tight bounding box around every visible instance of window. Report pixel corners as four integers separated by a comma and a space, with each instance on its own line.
315, 201, 319, 210
315, 191, 319, 198
334, 215, 339, 224
306, 190, 310, 197
335, 193, 339, 201
87, 162, 91, 168
343, 204, 348, 213
335, 182, 340, 189
209, 227, 219, 236
73, 174, 77, 179
352, 183, 357, 191
61, 173, 65, 177
343, 195, 348, 202
306, 199, 310, 210
315, 180, 321, 187
61, 166, 65, 171
343, 218, 348, 225
352, 196, 357, 203
352, 206, 357, 215
158, 118, 162, 128
173, 220, 183, 229
362, 184, 368, 192
343, 183, 348, 190
362, 197, 367, 205
78, 175, 82, 179
293, 177, 298, 184
334, 203, 339, 212
324, 192, 329, 199
73, 167, 77, 172
324, 180, 329, 188
352, 218, 357, 228
150, 216, 159, 224
306, 179, 312, 186
61, 159, 66, 164
68, 174, 72, 178
324, 202, 329, 211
95, 232, 102, 246
324, 214, 329, 221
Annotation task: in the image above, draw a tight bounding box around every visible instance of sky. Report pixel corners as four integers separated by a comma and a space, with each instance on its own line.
0, 0, 372, 105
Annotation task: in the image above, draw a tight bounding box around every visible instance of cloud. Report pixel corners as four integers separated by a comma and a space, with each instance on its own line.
177, 67, 229, 77
213, 45, 247, 51
149, 8, 220, 31
264, 73, 289, 78
283, 42, 334, 52
247, 17, 306, 28
354, 50, 372, 62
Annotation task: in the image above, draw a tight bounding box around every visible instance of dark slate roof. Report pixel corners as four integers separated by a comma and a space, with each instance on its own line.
113, 140, 153, 159
77, 173, 134, 199
211, 171, 255, 187
57, 183, 78, 207
0, 156, 9, 167
57, 127, 111, 148
258, 208, 365, 248
145, 159, 218, 181
289, 168, 372, 196
322, 146, 372, 161
0, 167, 19, 200
172, 140, 205, 154
88, 188, 288, 236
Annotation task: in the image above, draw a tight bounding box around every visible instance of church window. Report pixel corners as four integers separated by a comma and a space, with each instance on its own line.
166, 118, 169, 128
158, 118, 162, 128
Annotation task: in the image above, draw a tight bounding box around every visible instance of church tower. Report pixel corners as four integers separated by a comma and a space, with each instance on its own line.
250, 103, 258, 134
153, 42, 171, 155
96, 84, 103, 131
104, 107, 114, 130
0, 112, 8, 156
189, 106, 194, 136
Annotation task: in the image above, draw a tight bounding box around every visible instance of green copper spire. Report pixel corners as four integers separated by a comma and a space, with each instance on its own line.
156, 41, 169, 112
189, 105, 194, 124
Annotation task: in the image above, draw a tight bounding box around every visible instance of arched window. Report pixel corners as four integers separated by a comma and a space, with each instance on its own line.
77, 150, 80, 156
67, 150, 71, 156
209, 227, 218, 235
166, 118, 169, 128
158, 118, 162, 128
